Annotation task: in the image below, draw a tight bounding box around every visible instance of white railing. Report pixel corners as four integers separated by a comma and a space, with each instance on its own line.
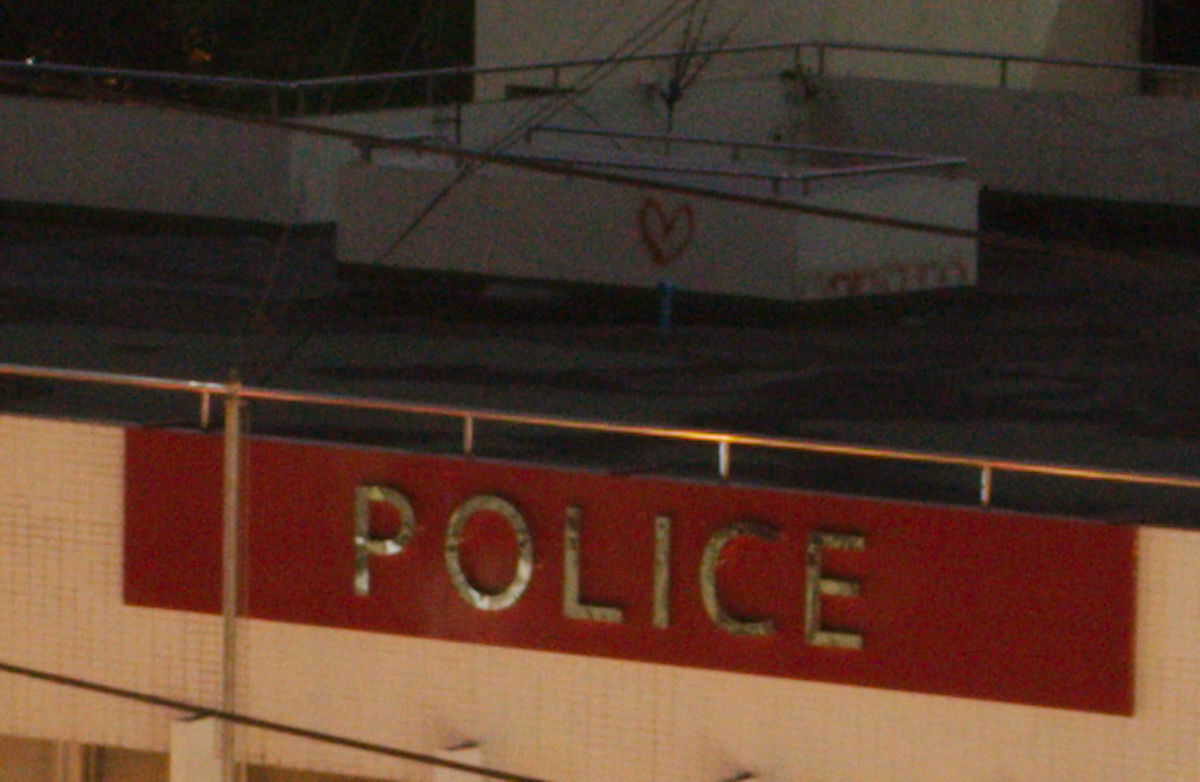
5, 39, 1199, 117
519, 126, 966, 194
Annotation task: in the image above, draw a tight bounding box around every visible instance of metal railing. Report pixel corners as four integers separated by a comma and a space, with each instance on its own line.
528, 125, 950, 163
506, 151, 964, 195
4, 361, 1200, 510
806, 40, 1200, 90
6, 38, 1200, 118
519, 126, 965, 194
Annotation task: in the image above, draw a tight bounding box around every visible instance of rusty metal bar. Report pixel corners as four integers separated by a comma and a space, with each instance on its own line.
463, 415, 475, 456
220, 375, 243, 782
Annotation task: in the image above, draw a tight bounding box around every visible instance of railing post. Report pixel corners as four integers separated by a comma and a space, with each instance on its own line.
718, 441, 731, 480
200, 391, 212, 430
980, 464, 993, 506
220, 373, 244, 782
463, 415, 475, 456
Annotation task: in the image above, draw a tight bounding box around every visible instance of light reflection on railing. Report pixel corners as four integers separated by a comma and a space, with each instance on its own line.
3, 361, 1200, 510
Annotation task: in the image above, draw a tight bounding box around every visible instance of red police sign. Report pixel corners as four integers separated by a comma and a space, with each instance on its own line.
124, 428, 1136, 714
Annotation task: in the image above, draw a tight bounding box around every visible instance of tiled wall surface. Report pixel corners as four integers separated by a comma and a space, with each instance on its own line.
0, 414, 1197, 781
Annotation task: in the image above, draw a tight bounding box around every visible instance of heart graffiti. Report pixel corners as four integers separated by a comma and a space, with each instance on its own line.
638, 197, 695, 267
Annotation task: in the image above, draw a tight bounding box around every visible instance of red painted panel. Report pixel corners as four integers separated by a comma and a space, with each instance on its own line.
124, 428, 1137, 714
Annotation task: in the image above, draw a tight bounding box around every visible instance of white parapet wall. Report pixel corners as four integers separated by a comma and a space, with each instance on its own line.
0, 414, 1198, 781
336, 160, 977, 301
0, 97, 304, 224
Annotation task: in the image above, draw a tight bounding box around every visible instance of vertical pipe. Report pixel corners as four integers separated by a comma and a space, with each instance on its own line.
718, 441, 731, 480
220, 377, 243, 782
980, 464, 993, 506
53, 742, 86, 782
463, 415, 475, 456
200, 392, 212, 430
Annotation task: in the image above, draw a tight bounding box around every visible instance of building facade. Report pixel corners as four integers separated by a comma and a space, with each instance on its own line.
0, 415, 1198, 781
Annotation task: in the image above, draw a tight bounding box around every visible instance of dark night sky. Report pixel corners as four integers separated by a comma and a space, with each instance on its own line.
0, 0, 474, 78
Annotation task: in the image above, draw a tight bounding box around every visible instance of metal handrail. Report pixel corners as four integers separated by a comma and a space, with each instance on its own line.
809, 40, 1200, 87
6, 37, 1200, 117
0, 59, 284, 88
526, 125, 940, 163
505, 151, 964, 194
4, 361, 1200, 507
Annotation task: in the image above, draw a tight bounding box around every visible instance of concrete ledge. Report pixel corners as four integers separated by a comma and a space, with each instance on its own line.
0, 200, 334, 240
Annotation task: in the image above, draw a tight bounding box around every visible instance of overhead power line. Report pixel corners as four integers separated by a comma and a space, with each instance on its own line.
373, 0, 718, 264
0, 659, 551, 782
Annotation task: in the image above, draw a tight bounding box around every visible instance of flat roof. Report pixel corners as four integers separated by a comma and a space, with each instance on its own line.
2, 208, 1199, 525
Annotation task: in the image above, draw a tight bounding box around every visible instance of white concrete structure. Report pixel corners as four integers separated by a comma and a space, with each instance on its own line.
475, 0, 1142, 96
336, 155, 977, 301
0, 97, 302, 224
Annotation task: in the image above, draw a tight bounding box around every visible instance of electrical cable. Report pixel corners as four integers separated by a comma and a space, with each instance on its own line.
0, 659, 550, 782
252, 0, 719, 383
247, 1, 704, 385
373, 0, 705, 259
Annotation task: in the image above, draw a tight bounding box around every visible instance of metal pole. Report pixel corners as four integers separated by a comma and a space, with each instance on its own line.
463, 415, 475, 456
718, 441, 731, 479
980, 464, 994, 506
221, 375, 244, 782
